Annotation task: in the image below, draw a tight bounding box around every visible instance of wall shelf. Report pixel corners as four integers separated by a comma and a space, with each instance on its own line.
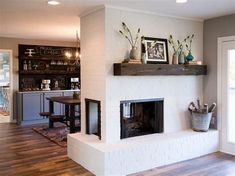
18, 44, 80, 91
113, 63, 207, 76
19, 70, 78, 75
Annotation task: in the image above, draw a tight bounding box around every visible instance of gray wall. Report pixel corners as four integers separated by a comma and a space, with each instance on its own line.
203, 14, 235, 106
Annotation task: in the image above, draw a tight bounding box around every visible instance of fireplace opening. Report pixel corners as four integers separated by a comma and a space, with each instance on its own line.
120, 98, 164, 139
85, 98, 101, 140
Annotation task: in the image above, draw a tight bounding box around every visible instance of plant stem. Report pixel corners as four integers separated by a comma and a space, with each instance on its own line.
133, 30, 139, 47
128, 30, 134, 46
125, 36, 133, 47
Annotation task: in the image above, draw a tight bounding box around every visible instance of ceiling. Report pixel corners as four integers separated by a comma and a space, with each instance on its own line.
0, 0, 234, 41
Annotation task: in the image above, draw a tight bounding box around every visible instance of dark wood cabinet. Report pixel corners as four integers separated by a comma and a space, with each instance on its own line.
18, 44, 80, 91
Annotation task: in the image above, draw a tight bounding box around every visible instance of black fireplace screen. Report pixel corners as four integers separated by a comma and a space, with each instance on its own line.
120, 99, 164, 139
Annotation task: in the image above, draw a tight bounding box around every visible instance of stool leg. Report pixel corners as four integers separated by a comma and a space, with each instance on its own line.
49, 119, 54, 128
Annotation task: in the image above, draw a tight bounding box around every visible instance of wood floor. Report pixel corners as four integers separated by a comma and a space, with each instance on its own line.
131, 152, 235, 176
1, 123, 235, 176
0, 123, 93, 176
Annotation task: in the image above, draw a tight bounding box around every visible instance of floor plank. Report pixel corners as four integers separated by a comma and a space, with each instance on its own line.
0, 123, 93, 176
130, 152, 235, 176
1, 123, 235, 176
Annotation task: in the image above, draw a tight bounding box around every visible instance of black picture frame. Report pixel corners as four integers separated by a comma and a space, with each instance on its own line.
142, 37, 169, 64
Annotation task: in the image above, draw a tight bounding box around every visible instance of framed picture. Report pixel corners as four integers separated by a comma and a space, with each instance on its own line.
142, 37, 169, 64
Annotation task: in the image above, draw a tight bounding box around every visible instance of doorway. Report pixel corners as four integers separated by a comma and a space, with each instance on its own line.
0, 50, 13, 123
218, 36, 235, 155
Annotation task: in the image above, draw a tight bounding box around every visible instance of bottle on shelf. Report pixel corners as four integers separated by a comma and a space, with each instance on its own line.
23, 60, 27, 70
28, 60, 32, 70
54, 80, 58, 89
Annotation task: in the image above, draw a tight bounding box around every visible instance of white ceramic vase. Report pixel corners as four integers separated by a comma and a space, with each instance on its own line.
130, 47, 138, 60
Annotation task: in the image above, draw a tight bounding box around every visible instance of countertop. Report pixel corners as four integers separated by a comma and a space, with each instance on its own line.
18, 89, 80, 94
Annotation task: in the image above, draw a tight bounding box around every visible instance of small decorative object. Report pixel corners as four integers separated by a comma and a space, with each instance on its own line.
168, 35, 187, 64
23, 60, 27, 70
54, 80, 59, 89
24, 49, 35, 57
119, 22, 141, 63
28, 60, 32, 70
142, 37, 169, 64
185, 34, 195, 61
178, 46, 185, 64
41, 79, 51, 91
172, 52, 178, 65
188, 99, 216, 132
141, 36, 147, 64
73, 91, 80, 99
186, 52, 194, 61
130, 46, 138, 60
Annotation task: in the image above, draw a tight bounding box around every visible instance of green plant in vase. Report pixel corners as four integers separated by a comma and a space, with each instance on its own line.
185, 34, 195, 61
119, 22, 140, 61
73, 91, 80, 99
168, 35, 187, 64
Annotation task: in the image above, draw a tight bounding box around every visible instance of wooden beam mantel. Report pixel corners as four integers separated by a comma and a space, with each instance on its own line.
113, 63, 207, 76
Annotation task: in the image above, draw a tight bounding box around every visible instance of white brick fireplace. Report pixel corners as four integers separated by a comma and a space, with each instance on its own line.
68, 6, 219, 176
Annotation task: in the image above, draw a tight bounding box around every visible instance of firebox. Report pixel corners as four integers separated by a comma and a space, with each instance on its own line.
120, 98, 164, 139
85, 98, 101, 140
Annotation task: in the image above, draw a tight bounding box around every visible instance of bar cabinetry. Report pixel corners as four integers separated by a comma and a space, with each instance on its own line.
18, 44, 80, 91
17, 90, 74, 125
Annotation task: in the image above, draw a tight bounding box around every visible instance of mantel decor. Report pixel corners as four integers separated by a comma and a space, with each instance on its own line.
119, 22, 141, 63
142, 37, 169, 64
113, 63, 207, 76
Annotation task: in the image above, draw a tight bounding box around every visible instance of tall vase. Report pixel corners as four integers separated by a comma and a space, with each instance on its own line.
178, 51, 185, 64
186, 52, 194, 61
172, 52, 178, 65
130, 46, 138, 60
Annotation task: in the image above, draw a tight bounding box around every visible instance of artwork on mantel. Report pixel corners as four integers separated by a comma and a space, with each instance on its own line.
141, 36, 169, 64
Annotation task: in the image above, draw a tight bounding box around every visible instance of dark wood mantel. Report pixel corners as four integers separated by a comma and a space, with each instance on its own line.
113, 63, 207, 76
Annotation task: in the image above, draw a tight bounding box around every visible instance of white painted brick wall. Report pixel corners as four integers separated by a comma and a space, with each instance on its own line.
75, 6, 212, 176
68, 130, 219, 176
80, 9, 106, 135
81, 7, 204, 143
104, 7, 204, 143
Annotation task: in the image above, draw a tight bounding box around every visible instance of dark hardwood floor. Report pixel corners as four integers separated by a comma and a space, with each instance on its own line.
1, 123, 235, 176
0, 123, 93, 176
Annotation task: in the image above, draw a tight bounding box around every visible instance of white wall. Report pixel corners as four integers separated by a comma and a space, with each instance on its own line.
80, 9, 106, 135
104, 7, 204, 143
81, 6, 204, 143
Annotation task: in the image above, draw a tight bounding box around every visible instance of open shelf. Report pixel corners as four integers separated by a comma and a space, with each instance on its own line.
113, 63, 207, 76
19, 70, 78, 75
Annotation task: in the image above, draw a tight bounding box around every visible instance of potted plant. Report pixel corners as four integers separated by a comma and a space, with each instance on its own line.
73, 91, 80, 99
119, 22, 140, 61
185, 34, 195, 61
168, 35, 187, 64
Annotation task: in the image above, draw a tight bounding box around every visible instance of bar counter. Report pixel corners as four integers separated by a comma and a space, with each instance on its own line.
17, 89, 79, 125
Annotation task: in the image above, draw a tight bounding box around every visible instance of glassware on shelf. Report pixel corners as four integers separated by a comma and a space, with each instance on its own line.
51, 60, 56, 65
28, 61, 32, 70
23, 60, 27, 70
